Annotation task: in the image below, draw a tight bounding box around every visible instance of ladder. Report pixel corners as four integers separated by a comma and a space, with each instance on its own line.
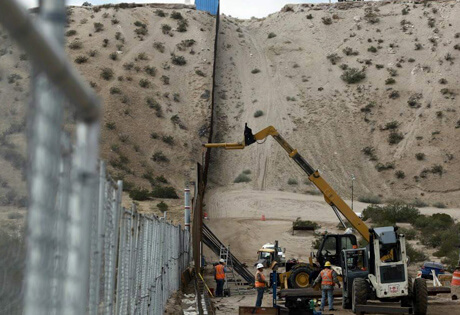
219, 245, 240, 294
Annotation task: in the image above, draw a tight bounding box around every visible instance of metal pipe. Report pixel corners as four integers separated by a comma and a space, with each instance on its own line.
62, 122, 100, 315
0, 0, 101, 122
24, 0, 65, 313
185, 187, 191, 231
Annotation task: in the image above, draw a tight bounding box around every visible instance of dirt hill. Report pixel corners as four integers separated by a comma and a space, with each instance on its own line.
0, 4, 216, 224
207, 0, 460, 208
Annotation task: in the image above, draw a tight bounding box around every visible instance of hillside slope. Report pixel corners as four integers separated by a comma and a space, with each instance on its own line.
0, 4, 216, 223
208, 0, 460, 207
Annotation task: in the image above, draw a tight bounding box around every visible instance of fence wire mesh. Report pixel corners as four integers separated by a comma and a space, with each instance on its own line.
22, 158, 190, 315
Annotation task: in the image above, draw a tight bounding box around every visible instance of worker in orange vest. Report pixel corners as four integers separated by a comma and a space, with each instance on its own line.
255, 263, 269, 307
214, 259, 227, 297
313, 261, 341, 311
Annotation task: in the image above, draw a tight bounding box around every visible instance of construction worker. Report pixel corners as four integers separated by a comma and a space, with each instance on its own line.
313, 261, 341, 312
214, 259, 226, 297
255, 263, 268, 307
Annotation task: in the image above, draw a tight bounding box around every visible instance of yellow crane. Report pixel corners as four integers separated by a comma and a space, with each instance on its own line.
205, 124, 369, 242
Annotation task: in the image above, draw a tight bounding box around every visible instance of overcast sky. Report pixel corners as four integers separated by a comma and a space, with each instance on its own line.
17, 0, 333, 19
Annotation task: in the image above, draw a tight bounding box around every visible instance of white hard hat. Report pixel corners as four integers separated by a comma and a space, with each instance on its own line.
257, 263, 264, 269
219, 259, 225, 263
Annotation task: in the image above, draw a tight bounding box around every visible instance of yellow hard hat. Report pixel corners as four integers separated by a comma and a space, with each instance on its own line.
324, 261, 332, 267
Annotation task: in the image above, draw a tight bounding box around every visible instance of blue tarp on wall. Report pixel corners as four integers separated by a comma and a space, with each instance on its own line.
195, 0, 219, 15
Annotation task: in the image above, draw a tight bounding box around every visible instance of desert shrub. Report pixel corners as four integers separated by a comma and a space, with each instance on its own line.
161, 75, 170, 85
375, 162, 395, 172
251, 68, 261, 74
157, 201, 168, 212
306, 14, 313, 19
288, 178, 298, 185
398, 227, 416, 240
68, 40, 82, 49
111, 18, 119, 25
388, 132, 404, 145
385, 78, 396, 85
100, 67, 114, 80
431, 164, 443, 176
242, 169, 251, 175
144, 66, 156, 77
402, 8, 409, 15
161, 24, 172, 34
153, 42, 165, 53
162, 135, 174, 145
383, 120, 399, 130
137, 52, 148, 60
293, 218, 319, 230
268, 32, 277, 39
362, 202, 420, 225
156, 175, 168, 183
177, 19, 188, 32
342, 47, 359, 56
387, 68, 398, 77
75, 55, 88, 64
395, 170, 405, 179
326, 53, 341, 65
151, 186, 179, 199
321, 17, 332, 25
368, 46, 377, 53
234, 173, 251, 183
152, 151, 168, 163
94, 22, 104, 32
341, 68, 365, 84
362, 146, 377, 161
88, 49, 97, 57
414, 43, 422, 50
66, 29, 77, 36
129, 188, 150, 201
433, 202, 446, 209
376, 64, 384, 69
109, 52, 118, 60
254, 110, 264, 118
139, 79, 150, 88
171, 54, 186, 65
406, 243, 427, 263
410, 199, 428, 208
389, 90, 400, 99
123, 62, 134, 70
171, 11, 183, 19
156, 9, 166, 17
358, 195, 381, 204
195, 69, 206, 77
177, 39, 195, 51
135, 27, 148, 36
7, 212, 23, 220
361, 102, 375, 113
109, 87, 121, 95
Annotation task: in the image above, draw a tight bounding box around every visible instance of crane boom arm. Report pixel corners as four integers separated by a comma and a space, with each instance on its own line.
204, 124, 370, 242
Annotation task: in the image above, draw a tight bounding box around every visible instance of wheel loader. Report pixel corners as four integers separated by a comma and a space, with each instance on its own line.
204, 124, 428, 314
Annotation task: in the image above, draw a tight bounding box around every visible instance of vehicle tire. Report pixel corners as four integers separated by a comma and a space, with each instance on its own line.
342, 296, 352, 309
352, 278, 368, 313
413, 278, 428, 315
288, 265, 315, 288
401, 276, 413, 307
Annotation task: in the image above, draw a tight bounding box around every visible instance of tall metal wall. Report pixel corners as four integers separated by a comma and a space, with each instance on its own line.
196, 0, 219, 15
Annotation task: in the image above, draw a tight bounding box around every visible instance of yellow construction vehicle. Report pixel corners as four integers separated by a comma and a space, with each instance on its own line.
204, 124, 427, 314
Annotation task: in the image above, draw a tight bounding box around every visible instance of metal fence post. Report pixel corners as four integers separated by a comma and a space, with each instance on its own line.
24, 0, 65, 313
63, 122, 100, 315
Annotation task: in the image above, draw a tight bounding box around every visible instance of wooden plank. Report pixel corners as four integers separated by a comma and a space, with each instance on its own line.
239, 306, 279, 315
279, 287, 342, 298
355, 304, 411, 315
428, 286, 451, 295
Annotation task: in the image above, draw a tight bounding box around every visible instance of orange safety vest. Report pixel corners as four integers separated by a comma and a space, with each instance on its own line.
215, 264, 225, 280
255, 271, 266, 288
320, 269, 334, 286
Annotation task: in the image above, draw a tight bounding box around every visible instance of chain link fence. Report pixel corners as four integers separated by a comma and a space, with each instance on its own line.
0, 1, 190, 314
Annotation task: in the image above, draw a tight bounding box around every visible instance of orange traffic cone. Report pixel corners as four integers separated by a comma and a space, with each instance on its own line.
452, 269, 460, 286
